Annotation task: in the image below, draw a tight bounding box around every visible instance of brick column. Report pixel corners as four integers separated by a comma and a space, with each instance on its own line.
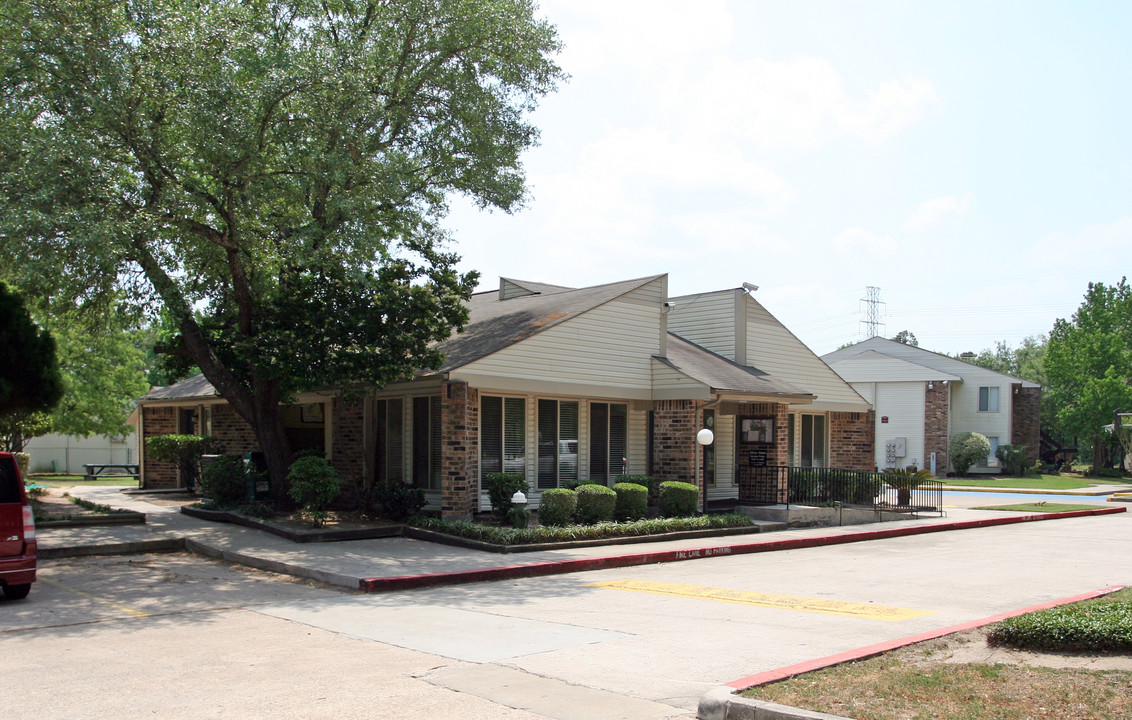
829, 411, 876, 471
440, 381, 478, 520
331, 397, 366, 506
924, 382, 950, 475
141, 406, 178, 489
651, 400, 698, 487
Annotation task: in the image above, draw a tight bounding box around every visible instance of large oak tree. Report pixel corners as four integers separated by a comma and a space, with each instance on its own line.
0, 0, 562, 499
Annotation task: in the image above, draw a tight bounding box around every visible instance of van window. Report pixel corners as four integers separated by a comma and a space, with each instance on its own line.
0, 455, 21, 503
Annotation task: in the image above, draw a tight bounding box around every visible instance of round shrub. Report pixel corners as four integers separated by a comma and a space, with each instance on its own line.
658, 481, 699, 517
199, 455, 248, 507
612, 482, 648, 521
575, 483, 617, 524
949, 432, 991, 476
485, 473, 528, 521
287, 456, 342, 526
538, 488, 577, 527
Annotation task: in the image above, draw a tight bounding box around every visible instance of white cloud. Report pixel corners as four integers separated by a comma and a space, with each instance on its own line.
546, 0, 732, 74
903, 194, 973, 232
687, 56, 938, 150
833, 227, 898, 256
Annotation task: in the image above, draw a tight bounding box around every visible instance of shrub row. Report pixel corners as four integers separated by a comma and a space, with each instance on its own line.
413, 513, 755, 547
987, 600, 1132, 652
535, 481, 698, 526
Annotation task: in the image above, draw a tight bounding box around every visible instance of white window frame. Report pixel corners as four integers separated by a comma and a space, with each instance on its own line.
978, 386, 1000, 413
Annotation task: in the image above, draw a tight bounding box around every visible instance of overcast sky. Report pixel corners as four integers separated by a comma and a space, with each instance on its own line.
445, 0, 1131, 357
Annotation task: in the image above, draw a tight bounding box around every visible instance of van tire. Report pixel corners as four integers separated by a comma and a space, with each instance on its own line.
2, 583, 30, 600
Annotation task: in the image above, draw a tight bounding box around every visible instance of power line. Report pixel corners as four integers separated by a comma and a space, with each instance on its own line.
860, 286, 885, 338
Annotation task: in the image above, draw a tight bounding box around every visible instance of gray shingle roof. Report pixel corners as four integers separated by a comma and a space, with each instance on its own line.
142, 275, 666, 402
660, 334, 815, 401
140, 373, 219, 402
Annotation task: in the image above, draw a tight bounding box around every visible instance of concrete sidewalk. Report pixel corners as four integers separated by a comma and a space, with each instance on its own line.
38, 486, 1125, 593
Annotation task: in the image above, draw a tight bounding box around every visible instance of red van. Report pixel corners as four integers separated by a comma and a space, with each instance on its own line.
0, 452, 36, 600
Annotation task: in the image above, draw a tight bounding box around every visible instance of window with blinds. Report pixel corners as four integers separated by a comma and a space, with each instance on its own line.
537, 399, 579, 489
589, 402, 627, 484
411, 396, 441, 490
481, 396, 526, 486
374, 398, 404, 486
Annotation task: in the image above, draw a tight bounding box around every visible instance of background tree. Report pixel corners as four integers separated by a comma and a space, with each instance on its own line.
1045, 279, 1132, 473
892, 330, 919, 346
0, 281, 62, 421
0, 0, 563, 501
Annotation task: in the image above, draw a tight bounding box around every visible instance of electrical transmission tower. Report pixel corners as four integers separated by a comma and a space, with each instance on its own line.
860, 286, 885, 338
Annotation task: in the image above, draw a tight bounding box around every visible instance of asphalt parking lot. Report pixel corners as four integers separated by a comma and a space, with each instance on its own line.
5, 507, 1128, 719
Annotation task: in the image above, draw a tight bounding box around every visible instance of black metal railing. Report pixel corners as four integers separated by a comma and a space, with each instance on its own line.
741, 466, 943, 516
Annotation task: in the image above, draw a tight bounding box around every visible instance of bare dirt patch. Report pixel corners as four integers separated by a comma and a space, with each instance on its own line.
745, 626, 1132, 720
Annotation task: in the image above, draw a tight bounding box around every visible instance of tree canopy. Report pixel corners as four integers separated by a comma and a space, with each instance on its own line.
891, 330, 918, 346
0, 281, 62, 417
0, 0, 563, 498
1045, 278, 1132, 470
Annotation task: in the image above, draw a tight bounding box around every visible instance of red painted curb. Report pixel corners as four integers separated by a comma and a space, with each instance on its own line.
358, 507, 1125, 592
726, 585, 1126, 690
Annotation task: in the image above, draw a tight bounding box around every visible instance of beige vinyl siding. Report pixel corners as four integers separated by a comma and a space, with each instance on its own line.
950, 377, 1012, 473
707, 412, 736, 501
741, 297, 870, 412
627, 407, 648, 476
874, 382, 926, 470
457, 281, 663, 398
666, 290, 738, 359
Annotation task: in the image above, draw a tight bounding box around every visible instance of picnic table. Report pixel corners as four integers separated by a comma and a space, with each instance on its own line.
83, 463, 139, 482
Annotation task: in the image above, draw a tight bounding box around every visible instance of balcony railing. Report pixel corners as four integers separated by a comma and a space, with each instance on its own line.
741, 466, 943, 516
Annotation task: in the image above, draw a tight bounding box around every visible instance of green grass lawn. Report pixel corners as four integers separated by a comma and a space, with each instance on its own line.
940, 474, 1128, 490
27, 473, 139, 488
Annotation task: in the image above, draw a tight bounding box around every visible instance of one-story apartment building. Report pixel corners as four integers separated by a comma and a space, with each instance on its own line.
137, 275, 875, 519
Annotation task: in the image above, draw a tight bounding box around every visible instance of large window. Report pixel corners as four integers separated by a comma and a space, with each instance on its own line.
537, 399, 579, 489
979, 386, 1000, 412
800, 414, 826, 468
411, 396, 441, 490
589, 402, 627, 484
374, 398, 404, 486
481, 396, 526, 485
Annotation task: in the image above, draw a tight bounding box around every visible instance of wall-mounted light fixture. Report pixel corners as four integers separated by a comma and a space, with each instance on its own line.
928, 381, 934, 390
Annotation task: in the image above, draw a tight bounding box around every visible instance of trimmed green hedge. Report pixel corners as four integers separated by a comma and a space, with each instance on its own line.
413, 513, 755, 546
538, 488, 577, 527
613, 482, 648, 521
987, 600, 1132, 652
575, 483, 617, 524
658, 481, 699, 517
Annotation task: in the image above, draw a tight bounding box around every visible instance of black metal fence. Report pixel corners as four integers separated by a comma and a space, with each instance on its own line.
743, 466, 943, 516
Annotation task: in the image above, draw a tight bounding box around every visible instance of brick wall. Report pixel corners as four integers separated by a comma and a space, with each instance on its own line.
829, 411, 876, 471
1012, 386, 1041, 466
736, 402, 789, 505
141, 406, 178, 489
651, 400, 699, 488
924, 383, 950, 475
332, 397, 366, 506
440, 382, 478, 520
210, 404, 260, 455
